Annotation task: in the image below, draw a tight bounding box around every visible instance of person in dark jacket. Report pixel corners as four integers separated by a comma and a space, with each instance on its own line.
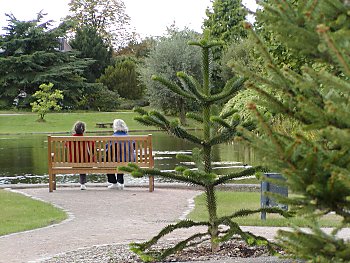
106, 119, 133, 189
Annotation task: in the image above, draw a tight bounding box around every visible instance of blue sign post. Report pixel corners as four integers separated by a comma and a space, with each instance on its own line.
261, 173, 288, 220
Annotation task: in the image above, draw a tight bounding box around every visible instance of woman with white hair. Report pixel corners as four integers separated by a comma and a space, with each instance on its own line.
106, 119, 130, 189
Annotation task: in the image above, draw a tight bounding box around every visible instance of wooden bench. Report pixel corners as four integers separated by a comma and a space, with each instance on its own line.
96, 122, 113, 128
48, 135, 154, 192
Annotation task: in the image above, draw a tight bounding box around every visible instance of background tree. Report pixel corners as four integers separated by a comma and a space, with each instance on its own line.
70, 26, 113, 82
221, 36, 263, 120
121, 36, 288, 262
232, 1, 350, 261
78, 84, 120, 111
30, 83, 63, 121
253, 0, 309, 72
203, 0, 247, 49
67, 0, 131, 48
203, 0, 247, 93
97, 56, 143, 100
0, 13, 97, 109
138, 28, 202, 125
115, 37, 156, 58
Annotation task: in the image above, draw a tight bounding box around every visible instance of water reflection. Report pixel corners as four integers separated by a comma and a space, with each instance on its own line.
0, 132, 261, 185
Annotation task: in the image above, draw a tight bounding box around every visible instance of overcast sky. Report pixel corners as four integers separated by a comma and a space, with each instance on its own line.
0, 0, 257, 37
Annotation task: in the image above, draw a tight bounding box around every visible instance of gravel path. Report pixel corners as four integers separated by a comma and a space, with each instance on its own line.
0, 186, 200, 263
0, 185, 348, 263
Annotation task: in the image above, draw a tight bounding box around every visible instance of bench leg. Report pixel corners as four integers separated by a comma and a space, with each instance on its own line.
49, 173, 54, 192
149, 176, 154, 192
53, 174, 56, 190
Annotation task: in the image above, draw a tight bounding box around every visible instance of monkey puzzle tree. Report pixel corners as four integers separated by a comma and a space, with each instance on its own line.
120, 35, 290, 262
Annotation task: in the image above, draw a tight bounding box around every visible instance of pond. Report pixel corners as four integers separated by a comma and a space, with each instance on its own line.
0, 131, 261, 185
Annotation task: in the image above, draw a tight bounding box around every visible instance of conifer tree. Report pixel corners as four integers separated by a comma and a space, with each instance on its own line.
70, 26, 113, 82
203, 0, 247, 95
203, 0, 247, 49
97, 56, 143, 99
232, 1, 350, 261
0, 13, 97, 108
120, 34, 290, 262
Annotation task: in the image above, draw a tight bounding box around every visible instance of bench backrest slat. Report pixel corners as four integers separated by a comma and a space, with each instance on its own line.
48, 135, 153, 168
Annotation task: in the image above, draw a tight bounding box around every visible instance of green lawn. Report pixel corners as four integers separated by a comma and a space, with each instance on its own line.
0, 111, 146, 134
0, 110, 199, 134
0, 189, 67, 236
188, 191, 342, 227
229, 177, 259, 184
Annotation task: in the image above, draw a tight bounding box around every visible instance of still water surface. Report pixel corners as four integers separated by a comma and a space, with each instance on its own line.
0, 131, 260, 185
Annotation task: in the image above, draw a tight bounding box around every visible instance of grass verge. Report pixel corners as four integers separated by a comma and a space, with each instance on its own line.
188, 191, 342, 227
0, 189, 67, 236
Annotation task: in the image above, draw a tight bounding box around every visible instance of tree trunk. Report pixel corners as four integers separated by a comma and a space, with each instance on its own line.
179, 99, 187, 126
206, 185, 219, 252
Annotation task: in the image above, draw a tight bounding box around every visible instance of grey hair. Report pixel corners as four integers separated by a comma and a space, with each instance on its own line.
73, 121, 86, 135
113, 119, 128, 133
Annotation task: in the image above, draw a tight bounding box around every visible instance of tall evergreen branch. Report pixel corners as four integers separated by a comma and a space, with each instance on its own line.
246, 83, 294, 117
214, 166, 267, 186
119, 165, 206, 187
303, 67, 350, 94
186, 112, 203, 123
151, 75, 196, 100
177, 71, 206, 101
167, 125, 203, 145
148, 110, 171, 126
317, 25, 350, 78
209, 130, 236, 147
249, 104, 298, 172
220, 108, 238, 120
243, 22, 297, 97
210, 116, 231, 129
207, 77, 246, 103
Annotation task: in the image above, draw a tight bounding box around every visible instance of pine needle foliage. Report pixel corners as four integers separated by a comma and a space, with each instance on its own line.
0, 13, 98, 108
120, 35, 288, 262
231, 1, 350, 261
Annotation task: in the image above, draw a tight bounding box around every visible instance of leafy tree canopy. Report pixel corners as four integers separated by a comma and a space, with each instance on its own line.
97, 56, 143, 100
0, 13, 96, 109
67, 0, 132, 48
30, 83, 63, 121
115, 37, 156, 58
138, 28, 202, 124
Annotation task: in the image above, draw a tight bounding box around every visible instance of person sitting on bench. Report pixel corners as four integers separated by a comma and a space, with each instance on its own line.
66, 121, 94, 190
106, 119, 134, 190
